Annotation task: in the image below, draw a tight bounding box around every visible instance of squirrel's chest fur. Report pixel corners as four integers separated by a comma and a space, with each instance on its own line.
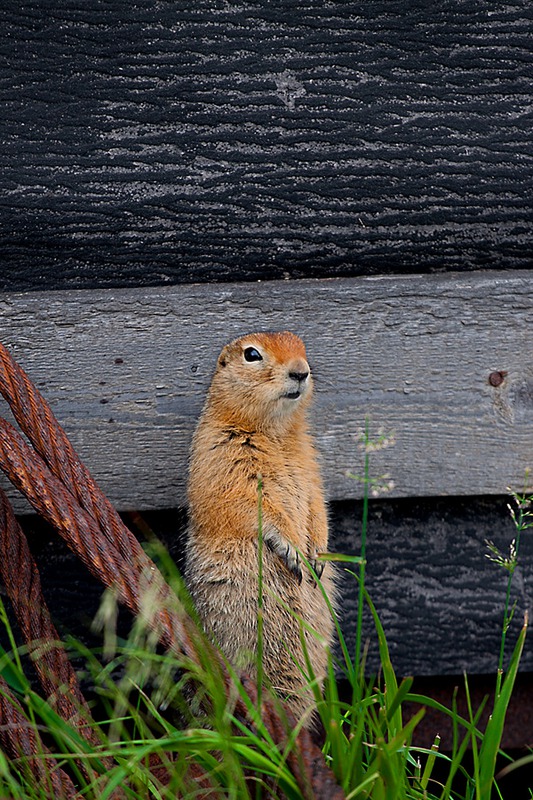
185, 418, 335, 709
188, 423, 315, 551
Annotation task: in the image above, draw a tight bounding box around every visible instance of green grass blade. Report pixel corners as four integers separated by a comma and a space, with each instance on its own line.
304, 550, 358, 683
496, 751, 533, 782
386, 677, 414, 725
479, 615, 527, 800
406, 691, 487, 799
363, 586, 402, 736
420, 734, 440, 791
0, 643, 31, 694
463, 672, 482, 800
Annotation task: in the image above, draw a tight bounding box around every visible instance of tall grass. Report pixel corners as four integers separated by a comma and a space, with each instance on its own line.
0, 454, 530, 798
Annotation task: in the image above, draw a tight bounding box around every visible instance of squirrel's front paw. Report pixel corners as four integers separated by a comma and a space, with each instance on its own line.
309, 557, 325, 580
263, 527, 302, 584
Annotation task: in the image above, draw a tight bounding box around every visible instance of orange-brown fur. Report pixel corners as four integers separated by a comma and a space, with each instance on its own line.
185, 331, 335, 720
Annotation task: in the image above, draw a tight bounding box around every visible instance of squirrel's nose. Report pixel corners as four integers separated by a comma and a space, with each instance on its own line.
289, 370, 309, 383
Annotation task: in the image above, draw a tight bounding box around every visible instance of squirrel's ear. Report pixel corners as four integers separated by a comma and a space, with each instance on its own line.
218, 346, 229, 368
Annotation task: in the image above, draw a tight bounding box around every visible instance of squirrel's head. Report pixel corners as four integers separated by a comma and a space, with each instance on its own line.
208, 331, 313, 431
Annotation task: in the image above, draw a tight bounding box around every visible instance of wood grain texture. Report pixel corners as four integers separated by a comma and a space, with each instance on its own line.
0, 270, 532, 514
335, 494, 532, 676
1, 1, 532, 291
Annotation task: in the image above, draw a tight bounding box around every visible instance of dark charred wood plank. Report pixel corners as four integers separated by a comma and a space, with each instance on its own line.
11, 496, 531, 679
1, 2, 532, 291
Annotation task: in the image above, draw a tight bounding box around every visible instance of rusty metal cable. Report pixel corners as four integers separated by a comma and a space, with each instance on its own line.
0, 416, 200, 661
0, 344, 345, 800
0, 342, 144, 566
0, 489, 106, 755
0, 675, 77, 799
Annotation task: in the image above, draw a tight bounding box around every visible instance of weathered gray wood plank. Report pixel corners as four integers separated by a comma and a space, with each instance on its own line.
0, 270, 532, 513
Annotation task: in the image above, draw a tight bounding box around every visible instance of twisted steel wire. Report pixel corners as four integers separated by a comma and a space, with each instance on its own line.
0, 675, 77, 799
0, 344, 345, 800
0, 488, 105, 747
0, 342, 139, 566
0, 416, 206, 671
0, 417, 140, 612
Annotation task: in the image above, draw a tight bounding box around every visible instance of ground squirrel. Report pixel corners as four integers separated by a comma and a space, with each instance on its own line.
185, 331, 335, 720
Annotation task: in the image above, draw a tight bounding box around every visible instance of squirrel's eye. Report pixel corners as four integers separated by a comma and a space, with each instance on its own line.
244, 347, 263, 363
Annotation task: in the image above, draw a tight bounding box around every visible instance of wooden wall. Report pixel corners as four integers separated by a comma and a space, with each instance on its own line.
1, 270, 532, 676
1, 1, 533, 686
